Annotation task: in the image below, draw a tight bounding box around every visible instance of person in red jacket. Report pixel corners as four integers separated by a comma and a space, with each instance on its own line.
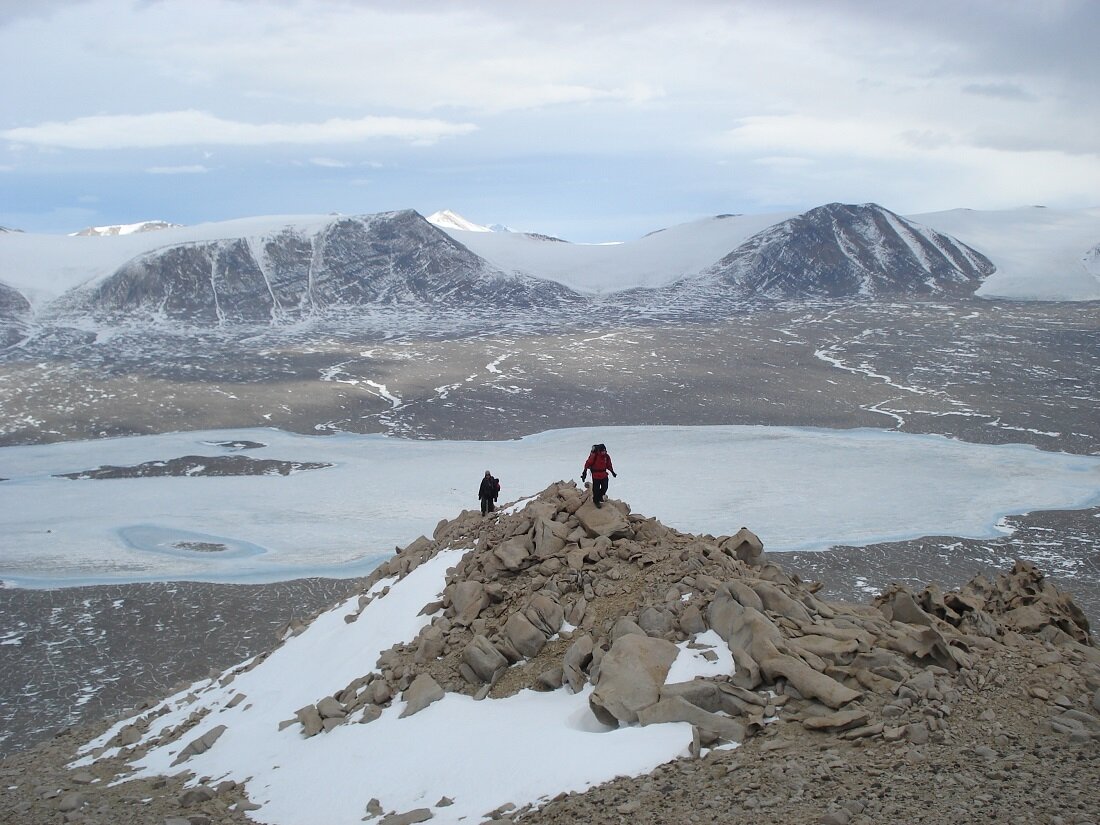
581, 443, 617, 508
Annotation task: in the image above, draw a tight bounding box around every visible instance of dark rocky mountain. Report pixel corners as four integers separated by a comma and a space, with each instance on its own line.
0, 280, 31, 347
51, 210, 580, 323
702, 203, 995, 299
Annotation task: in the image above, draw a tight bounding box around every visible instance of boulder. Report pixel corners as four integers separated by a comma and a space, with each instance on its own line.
317, 696, 346, 719
504, 611, 547, 658
170, 724, 227, 766
720, 527, 765, 566
679, 604, 706, 635
563, 634, 595, 692
575, 501, 633, 539
661, 680, 723, 713
450, 581, 489, 625
610, 616, 647, 640
876, 587, 935, 627
725, 581, 765, 613
493, 537, 532, 572
533, 517, 571, 558
760, 655, 862, 709
461, 635, 509, 684
400, 673, 444, 718
295, 705, 323, 737
637, 695, 746, 742
801, 709, 869, 732
414, 625, 445, 663
590, 634, 679, 725
525, 594, 565, 637
788, 634, 859, 663
751, 581, 813, 624
638, 606, 674, 637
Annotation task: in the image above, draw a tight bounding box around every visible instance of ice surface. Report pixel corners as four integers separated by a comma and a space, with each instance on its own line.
2, 425, 1098, 588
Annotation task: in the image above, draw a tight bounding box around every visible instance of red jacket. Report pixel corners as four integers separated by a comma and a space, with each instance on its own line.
584, 451, 615, 480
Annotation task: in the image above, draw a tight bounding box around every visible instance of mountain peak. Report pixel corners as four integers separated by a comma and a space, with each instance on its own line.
426, 210, 495, 233
71, 220, 182, 237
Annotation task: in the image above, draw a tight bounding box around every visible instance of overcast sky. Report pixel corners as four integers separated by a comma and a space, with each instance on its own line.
1, 0, 1097, 241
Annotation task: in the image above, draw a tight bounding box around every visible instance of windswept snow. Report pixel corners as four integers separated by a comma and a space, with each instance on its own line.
1, 425, 1098, 587
437, 212, 793, 293
912, 206, 1100, 301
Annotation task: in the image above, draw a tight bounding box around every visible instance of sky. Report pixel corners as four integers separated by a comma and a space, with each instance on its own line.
1, 0, 1097, 242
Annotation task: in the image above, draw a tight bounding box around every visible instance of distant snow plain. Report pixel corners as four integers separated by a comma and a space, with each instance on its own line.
2, 424, 1098, 588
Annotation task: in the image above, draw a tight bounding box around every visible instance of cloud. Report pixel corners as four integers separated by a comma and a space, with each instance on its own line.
308, 157, 352, 168
145, 164, 210, 174
2, 111, 478, 150
962, 82, 1035, 101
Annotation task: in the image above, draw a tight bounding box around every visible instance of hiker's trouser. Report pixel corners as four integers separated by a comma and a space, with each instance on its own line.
593, 478, 609, 505
480, 497, 495, 515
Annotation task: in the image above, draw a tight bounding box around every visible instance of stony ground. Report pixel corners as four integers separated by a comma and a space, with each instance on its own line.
3, 485, 1096, 825
2, 298, 1098, 823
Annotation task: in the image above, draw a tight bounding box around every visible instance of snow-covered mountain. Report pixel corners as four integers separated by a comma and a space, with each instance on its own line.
699, 203, 994, 299
48, 210, 580, 323
426, 209, 497, 233
2, 203, 1098, 328
71, 220, 181, 237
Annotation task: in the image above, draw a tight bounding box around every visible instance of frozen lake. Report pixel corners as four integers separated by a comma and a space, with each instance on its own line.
1, 425, 1098, 587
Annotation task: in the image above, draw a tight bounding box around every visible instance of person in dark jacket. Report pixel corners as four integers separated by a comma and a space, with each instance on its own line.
581, 443, 616, 508
478, 470, 500, 515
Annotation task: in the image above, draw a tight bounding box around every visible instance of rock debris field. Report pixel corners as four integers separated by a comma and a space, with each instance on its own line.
2, 482, 1098, 825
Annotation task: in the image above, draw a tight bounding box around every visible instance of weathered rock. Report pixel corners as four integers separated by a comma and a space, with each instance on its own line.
679, 604, 707, 635
801, 709, 869, 732
751, 581, 813, 624
533, 517, 571, 558
179, 786, 216, 807
638, 606, 674, 637
563, 634, 595, 693
761, 655, 862, 709
637, 695, 746, 742
370, 679, 393, 705
610, 616, 647, 641
414, 626, 445, 663
170, 724, 227, 765
295, 705, 323, 737
536, 666, 564, 690
400, 673, 444, 718
379, 809, 433, 825
450, 581, 489, 625
461, 635, 509, 684
317, 696, 346, 719
789, 634, 860, 663
504, 611, 548, 658
575, 501, 633, 539
720, 527, 765, 566
590, 634, 679, 725
494, 537, 532, 572
526, 594, 565, 637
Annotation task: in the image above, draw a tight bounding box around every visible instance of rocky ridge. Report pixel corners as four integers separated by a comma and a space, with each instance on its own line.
49, 211, 581, 323
703, 203, 995, 299
1, 482, 1098, 825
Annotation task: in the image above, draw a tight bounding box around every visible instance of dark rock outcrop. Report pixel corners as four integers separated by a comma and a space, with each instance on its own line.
703, 203, 994, 299
52, 210, 580, 323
